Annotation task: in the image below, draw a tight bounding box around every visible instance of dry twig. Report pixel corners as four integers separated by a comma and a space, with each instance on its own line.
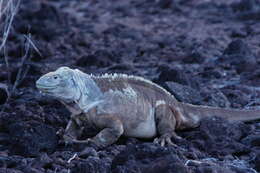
11, 35, 31, 93
0, 0, 21, 53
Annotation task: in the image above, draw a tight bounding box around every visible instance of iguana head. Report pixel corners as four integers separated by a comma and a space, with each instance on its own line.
36, 67, 80, 102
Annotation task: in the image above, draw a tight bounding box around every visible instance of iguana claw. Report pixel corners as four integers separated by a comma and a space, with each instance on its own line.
72, 138, 93, 144
73, 138, 100, 150
153, 133, 182, 147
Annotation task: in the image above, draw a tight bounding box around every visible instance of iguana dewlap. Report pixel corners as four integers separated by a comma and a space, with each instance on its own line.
36, 67, 260, 148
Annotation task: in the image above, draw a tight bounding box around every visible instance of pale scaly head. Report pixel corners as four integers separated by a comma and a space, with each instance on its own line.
36, 67, 79, 102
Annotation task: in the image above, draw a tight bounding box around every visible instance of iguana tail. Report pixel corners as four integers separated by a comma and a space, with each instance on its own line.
179, 102, 260, 122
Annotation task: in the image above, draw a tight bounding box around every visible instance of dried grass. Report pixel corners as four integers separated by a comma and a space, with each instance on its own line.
0, 0, 44, 114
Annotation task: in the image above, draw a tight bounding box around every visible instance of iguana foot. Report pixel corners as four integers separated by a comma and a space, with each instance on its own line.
70, 138, 102, 149
153, 132, 182, 147
78, 147, 98, 157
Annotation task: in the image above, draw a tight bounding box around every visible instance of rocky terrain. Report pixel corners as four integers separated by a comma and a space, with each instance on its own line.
0, 0, 260, 172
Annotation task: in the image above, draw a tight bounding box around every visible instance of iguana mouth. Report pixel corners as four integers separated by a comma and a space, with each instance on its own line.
36, 84, 57, 90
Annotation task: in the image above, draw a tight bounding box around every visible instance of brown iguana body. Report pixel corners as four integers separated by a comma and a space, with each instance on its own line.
36, 67, 260, 148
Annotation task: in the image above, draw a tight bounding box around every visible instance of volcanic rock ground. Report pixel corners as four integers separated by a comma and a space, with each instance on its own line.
0, 0, 260, 172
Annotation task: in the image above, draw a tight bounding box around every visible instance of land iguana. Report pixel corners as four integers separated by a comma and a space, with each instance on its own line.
36, 67, 260, 148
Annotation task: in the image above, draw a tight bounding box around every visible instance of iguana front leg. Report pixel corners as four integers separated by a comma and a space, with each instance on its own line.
72, 114, 124, 148
154, 104, 182, 147
63, 118, 83, 145
61, 101, 84, 144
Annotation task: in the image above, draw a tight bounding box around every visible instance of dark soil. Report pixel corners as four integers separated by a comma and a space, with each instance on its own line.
0, 0, 260, 172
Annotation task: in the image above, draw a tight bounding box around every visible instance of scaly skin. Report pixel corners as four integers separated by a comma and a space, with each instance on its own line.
36, 67, 260, 148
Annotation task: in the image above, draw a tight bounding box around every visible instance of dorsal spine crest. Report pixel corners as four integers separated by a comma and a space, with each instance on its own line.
92, 73, 174, 98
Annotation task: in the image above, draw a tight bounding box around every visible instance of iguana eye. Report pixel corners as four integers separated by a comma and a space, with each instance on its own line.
53, 75, 58, 80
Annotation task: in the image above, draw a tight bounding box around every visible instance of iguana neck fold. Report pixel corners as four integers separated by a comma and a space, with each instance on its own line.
72, 69, 104, 112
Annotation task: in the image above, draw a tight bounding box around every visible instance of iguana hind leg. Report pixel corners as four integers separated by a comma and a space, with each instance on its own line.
92, 115, 124, 147
154, 104, 182, 147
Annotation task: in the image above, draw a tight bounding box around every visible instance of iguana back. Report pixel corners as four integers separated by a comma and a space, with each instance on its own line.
91, 73, 178, 106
